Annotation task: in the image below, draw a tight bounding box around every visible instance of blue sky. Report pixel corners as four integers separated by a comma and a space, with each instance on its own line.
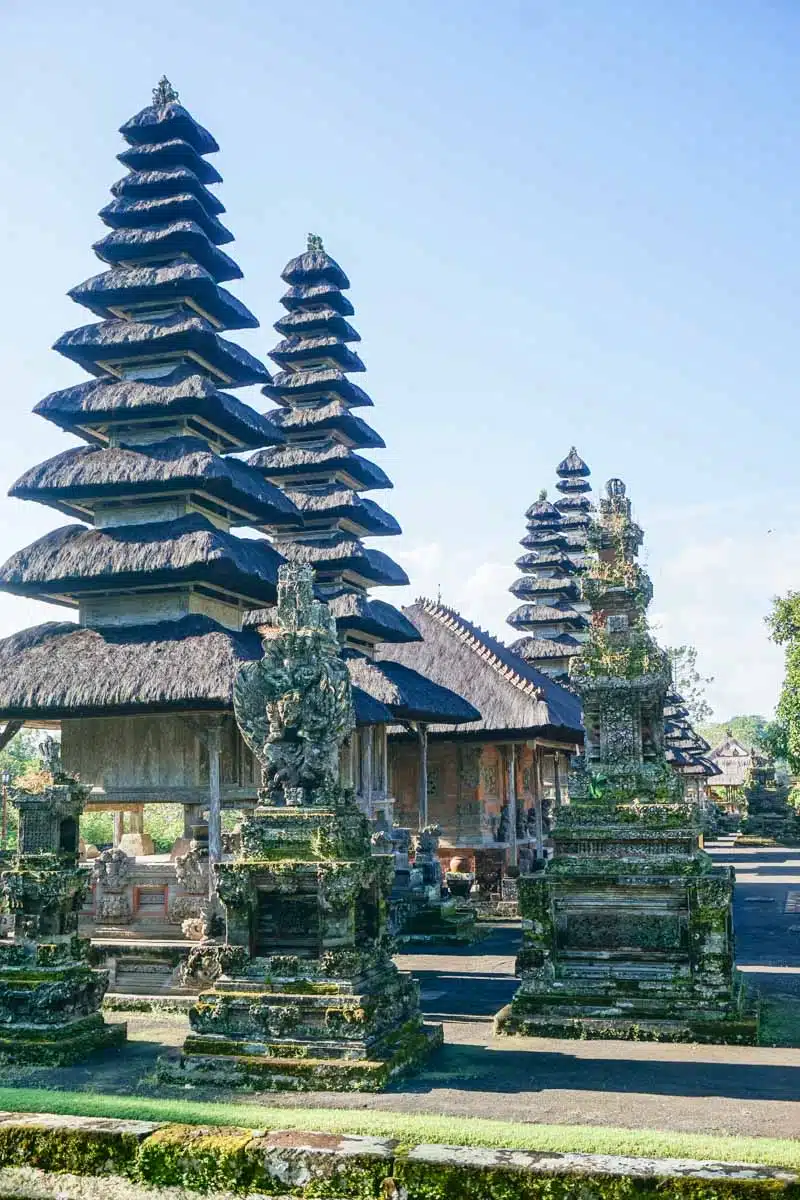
1, 0, 798, 717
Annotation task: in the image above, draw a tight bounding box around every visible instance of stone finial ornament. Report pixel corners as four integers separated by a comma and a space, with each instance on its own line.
306, 232, 325, 252
152, 76, 180, 108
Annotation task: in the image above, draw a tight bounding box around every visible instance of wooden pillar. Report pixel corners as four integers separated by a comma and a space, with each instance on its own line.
533, 749, 545, 859
349, 734, 358, 792
417, 723, 429, 830
128, 806, 144, 835
361, 727, 374, 819
506, 744, 518, 866
207, 722, 223, 897
553, 754, 563, 811
113, 811, 124, 848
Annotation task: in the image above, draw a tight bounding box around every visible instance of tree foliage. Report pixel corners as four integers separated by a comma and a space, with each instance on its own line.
698, 714, 769, 753
766, 591, 800, 773
666, 644, 714, 725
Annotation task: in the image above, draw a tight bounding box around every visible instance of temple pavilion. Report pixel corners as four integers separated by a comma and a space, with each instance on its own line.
507, 448, 592, 680
0, 82, 307, 858
245, 239, 479, 825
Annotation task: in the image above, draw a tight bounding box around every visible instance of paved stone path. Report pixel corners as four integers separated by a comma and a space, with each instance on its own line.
5, 836, 800, 1138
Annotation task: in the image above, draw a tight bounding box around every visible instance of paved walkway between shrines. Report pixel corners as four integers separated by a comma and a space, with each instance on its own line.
6, 836, 800, 1138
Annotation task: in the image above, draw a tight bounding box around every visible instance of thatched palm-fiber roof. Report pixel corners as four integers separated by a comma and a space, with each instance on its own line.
117, 138, 222, 184
706, 735, 754, 789
111, 166, 225, 214
35, 368, 281, 452
281, 248, 350, 290
0, 514, 283, 606
270, 535, 409, 588
100, 193, 233, 245
55, 313, 269, 387
250, 442, 391, 491
93, 220, 241, 283
378, 599, 583, 738
120, 98, 219, 155
281, 281, 354, 315
11, 436, 299, 527
282, 487, 401, 537
270, 335, 365, 374
557, 447, 591, 478
265, 401, 383, 449
263, 368, 373, 409
507, 603, 588, 629
70, 264, 258, 330
345, 651, 480, 726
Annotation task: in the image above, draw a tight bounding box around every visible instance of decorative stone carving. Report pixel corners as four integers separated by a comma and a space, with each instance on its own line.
497, 479, 757, 1044
97, 893, 132, 923
170, 565, 440, 1090
174, 849, 209, 895
92, 848, 132, 892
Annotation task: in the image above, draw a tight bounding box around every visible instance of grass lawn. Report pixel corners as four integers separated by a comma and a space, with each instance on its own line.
0, 1086, 798, 1170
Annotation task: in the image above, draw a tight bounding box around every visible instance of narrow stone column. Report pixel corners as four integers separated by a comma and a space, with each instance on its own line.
207, 722, 222, 897
361, 728, 373, 820
533, 752, 545, 859
506, 744, 518, 866
113, 811, 124, 848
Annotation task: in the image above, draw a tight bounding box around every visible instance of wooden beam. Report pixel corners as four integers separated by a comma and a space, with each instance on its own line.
417, 722, 429, 830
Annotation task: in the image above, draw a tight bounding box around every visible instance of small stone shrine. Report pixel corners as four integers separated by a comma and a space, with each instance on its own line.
496, 479, 757, 1043
741, 755, 798, 843
172, 564, 441, 1089
399, 825, 478, 945
0, 738, 125, 1062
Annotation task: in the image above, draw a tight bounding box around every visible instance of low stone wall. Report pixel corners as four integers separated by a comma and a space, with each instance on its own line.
0, 1112, 795, 1198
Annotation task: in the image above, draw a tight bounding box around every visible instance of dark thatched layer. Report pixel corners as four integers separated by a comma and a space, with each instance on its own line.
93, 220, 242, 283
281, 249, 349, 290
263, 368, 373, 409
556, 494, 592, 512
378, 600, 582, 738
328, 594, 421, 644
0, 616, 259, 719
281, 282, 354, 316
525, 498, 561, 523
0, 514, 283, 605
282, 488, 401, 537
54, 313, 270, 387
515, 551, 578, 573
345, 651, 480, 726
35, 369, 281, 452
70, 263, 257, 330
11, 436, 300, 527
557, 447, 591, 478
118, 138, 222, 184
274, 308, 360, 341
269, 335, 366, 374
509, 576, 580, 600
507, 603, 588, 629
556, 476, 592, 496
111, 166, 225, 215
509, 634, 582, 660
100, 194, 233, 245
519, 529, 568, 550
265, 401, 383, 449
250, 443, 391, 491
120, 101, 219, 155
270, 535, 408, 587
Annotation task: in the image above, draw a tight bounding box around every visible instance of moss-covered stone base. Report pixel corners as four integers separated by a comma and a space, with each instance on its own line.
398, 899, 479, 945
0, 1011, 127, 1064
164, 1018, 443, 1092
495, 1000, 759, 1044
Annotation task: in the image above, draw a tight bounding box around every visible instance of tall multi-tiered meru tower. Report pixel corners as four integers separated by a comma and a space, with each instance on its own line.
507, 447, 592, 681
0, 81, 303, 822
245, 238, 480, 821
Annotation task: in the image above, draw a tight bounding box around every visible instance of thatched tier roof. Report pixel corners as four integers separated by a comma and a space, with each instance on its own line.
250, 442, 391, 492
525, 498, 561, 523
110, 166, 225, 215
11, 436, 299, 527
556, 476, 591, 496
263, 368, 372, 410
515, 550, 578, 574
520, 529, 569, 550
245, 593, 421, 646
274, 308, 360, 341
35, 369, 281, 453
510, 633, 582, 660
270, 534, 408, 587
120, 100, 219, 155
93, 220, 242, 283
0, 615, 391, 727
378, 600, 582, 738
265, 401, 383, 449
281, 248, 349, 290
118, 138, 222, 184
507, 603, 588, 630
345, 651, 480, 726
100, 193, 233, 245
69, 263, 258, 330
54, 314, 270, 387
556, 494, 592, 513
269, 335, 366, 374
0, 514, 283, 607
557, 447, 590, 478
706, 735, 753, 789
282, 487, 401, 537
0, 616, 255, 719
281, 281, 354, 316
509, 576, 580, 600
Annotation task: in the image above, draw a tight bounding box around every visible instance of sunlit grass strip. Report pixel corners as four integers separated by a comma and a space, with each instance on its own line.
0, 1087, 797, 1169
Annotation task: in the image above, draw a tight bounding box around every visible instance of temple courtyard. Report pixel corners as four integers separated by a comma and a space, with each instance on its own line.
1, 836, 798, 1142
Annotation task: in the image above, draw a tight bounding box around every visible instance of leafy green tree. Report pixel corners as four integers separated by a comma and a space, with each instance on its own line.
666, 645, 714, 725
766, 591, 800, 772
698, 714, 769, 752
0, 727, 46, 785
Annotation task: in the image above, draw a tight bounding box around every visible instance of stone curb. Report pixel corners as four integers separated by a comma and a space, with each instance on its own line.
0, 1112, 795, 1197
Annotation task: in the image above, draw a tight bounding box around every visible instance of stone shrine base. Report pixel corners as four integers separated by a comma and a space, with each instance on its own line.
0, 1010, 126, 1065
398, 897, 479, 945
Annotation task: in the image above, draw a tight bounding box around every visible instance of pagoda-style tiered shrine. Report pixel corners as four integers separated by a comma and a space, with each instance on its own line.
0, 81, 301, 841
246, 238, 479, 824
497, 478, 757, 1044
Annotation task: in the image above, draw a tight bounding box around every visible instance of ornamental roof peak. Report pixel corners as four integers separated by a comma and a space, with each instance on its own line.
152, 76, 180, 109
